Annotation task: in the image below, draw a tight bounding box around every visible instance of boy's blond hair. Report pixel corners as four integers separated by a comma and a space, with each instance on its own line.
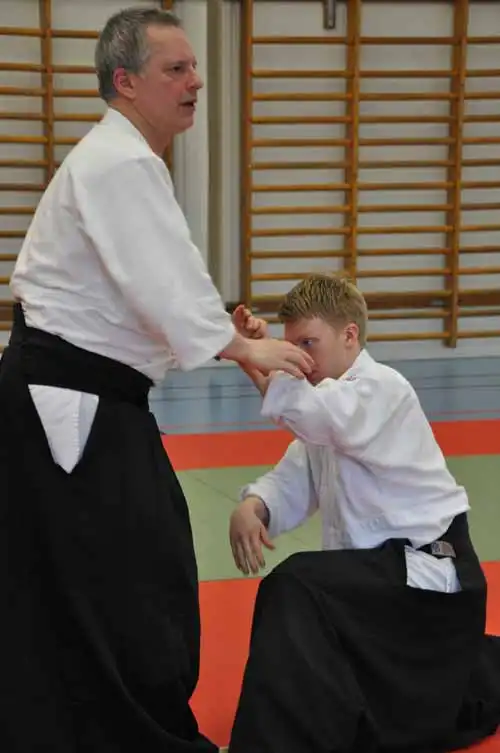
278, 273, 368, 347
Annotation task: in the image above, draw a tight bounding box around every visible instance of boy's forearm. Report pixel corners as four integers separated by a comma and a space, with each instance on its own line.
240, 363, 269, 396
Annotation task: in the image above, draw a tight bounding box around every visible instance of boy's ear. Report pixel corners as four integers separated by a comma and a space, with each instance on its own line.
344, 322, 359, 346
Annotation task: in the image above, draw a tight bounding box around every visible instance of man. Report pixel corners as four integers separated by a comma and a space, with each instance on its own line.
0, 7, 312, 753
228, 274, 500, 753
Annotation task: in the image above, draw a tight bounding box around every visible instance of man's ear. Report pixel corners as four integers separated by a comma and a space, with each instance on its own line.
112, 67, 138, 101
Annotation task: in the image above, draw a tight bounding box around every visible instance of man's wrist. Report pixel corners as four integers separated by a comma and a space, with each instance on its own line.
218, 333, 252, 365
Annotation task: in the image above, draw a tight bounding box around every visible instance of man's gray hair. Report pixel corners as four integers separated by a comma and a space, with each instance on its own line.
95, 6, 181, 102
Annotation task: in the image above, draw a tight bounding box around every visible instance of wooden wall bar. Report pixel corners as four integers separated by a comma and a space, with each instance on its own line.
240, 0, 500, 344
1, 0, 499, 346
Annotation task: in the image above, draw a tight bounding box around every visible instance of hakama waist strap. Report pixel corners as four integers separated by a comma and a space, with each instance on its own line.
6, 302, 153, 409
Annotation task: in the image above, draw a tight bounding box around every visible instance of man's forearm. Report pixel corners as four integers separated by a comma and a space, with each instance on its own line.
218, 332, 252, 364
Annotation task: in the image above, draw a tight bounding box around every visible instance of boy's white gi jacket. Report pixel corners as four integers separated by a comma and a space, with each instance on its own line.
241, 349, 469, 592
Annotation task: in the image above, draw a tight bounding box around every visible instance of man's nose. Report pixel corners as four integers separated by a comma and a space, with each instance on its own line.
193, 71, 204, 89
190, 69, 204, 90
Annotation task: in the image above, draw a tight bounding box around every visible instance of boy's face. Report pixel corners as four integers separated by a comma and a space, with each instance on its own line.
283, 316, 360, 385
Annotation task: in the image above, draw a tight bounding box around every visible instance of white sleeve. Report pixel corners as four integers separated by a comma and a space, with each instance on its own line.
76, 154, 235, 371
241, 439, 319, 538
261, 370, 409, 453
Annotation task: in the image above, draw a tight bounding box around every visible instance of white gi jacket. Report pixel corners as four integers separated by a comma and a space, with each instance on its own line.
10, 108, 235, 473
242, 350, 469, 593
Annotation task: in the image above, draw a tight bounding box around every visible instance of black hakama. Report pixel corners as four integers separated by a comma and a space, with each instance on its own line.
229, 513, 500, 753
0, 305, 216, 753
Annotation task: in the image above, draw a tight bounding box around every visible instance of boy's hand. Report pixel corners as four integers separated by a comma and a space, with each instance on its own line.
232, 304, 269, 340
229, 497, 275, 575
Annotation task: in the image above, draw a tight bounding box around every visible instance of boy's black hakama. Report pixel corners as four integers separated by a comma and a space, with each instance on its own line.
229, 513, 500, 753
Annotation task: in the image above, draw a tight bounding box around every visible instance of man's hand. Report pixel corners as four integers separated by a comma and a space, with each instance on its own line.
241, 338, 312, 380
232, 304, 268, 340
229, 497, 275, 575
220, 330, 312, 379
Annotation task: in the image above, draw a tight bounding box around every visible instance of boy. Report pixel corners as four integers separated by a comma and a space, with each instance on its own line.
228, 275, 500, 753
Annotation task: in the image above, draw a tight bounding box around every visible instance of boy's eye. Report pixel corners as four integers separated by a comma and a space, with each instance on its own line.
302, 339, 314, 348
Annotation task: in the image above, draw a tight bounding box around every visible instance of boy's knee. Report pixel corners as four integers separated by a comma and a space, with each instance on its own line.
257, 554, 315, 610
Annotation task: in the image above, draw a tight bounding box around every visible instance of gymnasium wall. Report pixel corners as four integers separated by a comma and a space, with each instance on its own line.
0, 0, 499, 361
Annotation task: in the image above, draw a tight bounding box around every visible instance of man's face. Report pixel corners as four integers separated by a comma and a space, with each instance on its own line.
125, 25, 203, 139
284, 316, 360, 385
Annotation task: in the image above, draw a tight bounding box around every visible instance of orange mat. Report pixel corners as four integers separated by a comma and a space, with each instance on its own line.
164, 418, 500, 471
192, 564, 500, 750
